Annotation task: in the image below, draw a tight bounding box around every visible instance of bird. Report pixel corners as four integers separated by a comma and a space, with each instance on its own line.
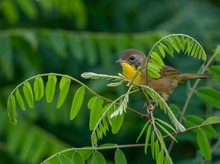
116, 49, 211, 101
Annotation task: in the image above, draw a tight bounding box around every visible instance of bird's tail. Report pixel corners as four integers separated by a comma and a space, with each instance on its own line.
178, 73, 212, 82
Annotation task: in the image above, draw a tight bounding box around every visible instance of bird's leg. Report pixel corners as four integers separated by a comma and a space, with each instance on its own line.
141, 102, 155, 120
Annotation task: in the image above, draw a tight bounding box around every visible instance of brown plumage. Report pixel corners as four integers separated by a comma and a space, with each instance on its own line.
116, 49, 211, 101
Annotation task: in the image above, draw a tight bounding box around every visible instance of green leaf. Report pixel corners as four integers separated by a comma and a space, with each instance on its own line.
208, 65, 220, 83
1, 0, 19, 24
196, 87, 220, 109
157, 150, 164, 164
147, 63, 160, 78
0, 34, 13, 79
70, 86, 85, 120
111, 112, 124, 134
115, 149, 127, 164
72, 151, 85, 164
67, 34, 84, 62
17, 0, 38, 19
59, 154, 74, 164
57, 77, 71, 109
15, 89, 25, 111
166, 37, 180, 53
156, 122, 177, 142
89, 97, 104, 130
154, 140, 160, 161
203, 116, 220, 125
145, 124, 152, 154
150, 52, 164, 68
97, 37, 111, 66
34, 76, 44, 101
157, 44, 166, 58
185, 115, 216, 138
136, 121, 150, 143
83, 35, 97, 66
7, 95, 17, 125
79, 149, 94, 161
92, 151, 106, 164
20, 130, 36, 161
88, 96, 97, 110
197, 129, 212, 160
156, 118, 176, 132
169, 104, 180, 117
49, 31, 67, 58
23, 82, 34, 109
46, 75, 57, 103
151, 131, 155, 159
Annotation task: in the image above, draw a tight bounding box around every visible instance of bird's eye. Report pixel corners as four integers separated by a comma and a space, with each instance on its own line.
129, 56, 135, 62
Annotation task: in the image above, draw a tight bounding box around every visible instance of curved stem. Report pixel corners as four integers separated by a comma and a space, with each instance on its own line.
8, 73, 145, 123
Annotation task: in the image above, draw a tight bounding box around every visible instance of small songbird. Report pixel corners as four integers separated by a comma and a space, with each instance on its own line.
116, 49, 211, 101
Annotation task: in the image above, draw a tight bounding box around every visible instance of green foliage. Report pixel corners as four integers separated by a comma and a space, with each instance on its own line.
5, 34, 220, 164
197, 128, 211, 160
147, 34, 207, 78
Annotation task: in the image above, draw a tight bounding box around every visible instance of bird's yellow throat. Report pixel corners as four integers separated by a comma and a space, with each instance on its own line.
120, 63, 144, 84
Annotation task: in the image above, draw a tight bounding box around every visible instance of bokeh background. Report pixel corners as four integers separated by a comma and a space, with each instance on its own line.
0, 0, 220, 163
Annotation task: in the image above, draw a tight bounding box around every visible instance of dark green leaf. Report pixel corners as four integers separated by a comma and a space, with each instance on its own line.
208, 66, 220, 83
115, 149, 127, 164
34, 76, 44, 101
17, 0, 38, 19
59, 154, 74, 164
23, 82, 34, 109
196, 87, 220, 109
49, 31, 67, 58
67, 34, 84, 62
197, 129, 212, 160
15, 89, 25, 111
57, 77, 71, 109
70, 86, 85, 120
83, 35, 97, 66
46, 75, 57, 103
0, 34, 13, 79
72, 151, 85, 164
97, 37, 111, 66
169, 104, 180, 117
92, 151, 106, 164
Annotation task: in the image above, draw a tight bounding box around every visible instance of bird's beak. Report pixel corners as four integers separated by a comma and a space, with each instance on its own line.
116, 58, 124, 63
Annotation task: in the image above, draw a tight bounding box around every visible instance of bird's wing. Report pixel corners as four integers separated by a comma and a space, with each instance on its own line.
159, 65, 181, 78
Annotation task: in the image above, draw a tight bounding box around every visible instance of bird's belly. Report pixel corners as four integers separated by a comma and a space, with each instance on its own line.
148, 78, 178, 100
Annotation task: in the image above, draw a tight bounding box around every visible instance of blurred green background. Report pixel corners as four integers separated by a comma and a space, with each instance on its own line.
0, 0, 220, 163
